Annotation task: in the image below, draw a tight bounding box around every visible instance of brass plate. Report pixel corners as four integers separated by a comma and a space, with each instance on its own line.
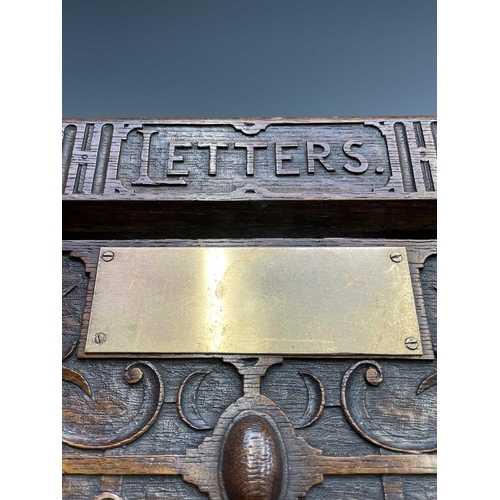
86, 247, 422, 355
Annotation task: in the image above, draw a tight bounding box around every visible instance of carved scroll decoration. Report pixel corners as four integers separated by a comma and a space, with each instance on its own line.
177, 366, 325, 432
62, 243, 437, 497
341, 360, 437, 453
63, 355, 437, 499
62, 361, 164, 449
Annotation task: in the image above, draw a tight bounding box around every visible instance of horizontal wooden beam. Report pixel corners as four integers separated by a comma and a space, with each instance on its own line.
315, 454, 437, 475
62, 117, 437, 201
62, 117, 437, 239
62, 455, 182, 475
63, 454, 436, 476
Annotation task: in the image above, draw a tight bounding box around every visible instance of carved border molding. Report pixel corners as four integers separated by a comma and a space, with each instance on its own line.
62, 117, 437, 200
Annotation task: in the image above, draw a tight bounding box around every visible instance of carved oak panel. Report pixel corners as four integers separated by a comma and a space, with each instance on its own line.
62, 238, 436, 500
62, 117, 437, 240
62, 118, 436, 199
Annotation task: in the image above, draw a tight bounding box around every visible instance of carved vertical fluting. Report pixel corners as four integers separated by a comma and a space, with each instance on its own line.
93, 124, 114, 194
423, 120, 437, 190
430, 121, 437, 151
79, 123, 100, 194
399, 120, 437, 192
62, 121, 135, 195
63, 122, 85, 194
394, 122, 417, 193
62, 125, 77, 194
62, 122, 104, 194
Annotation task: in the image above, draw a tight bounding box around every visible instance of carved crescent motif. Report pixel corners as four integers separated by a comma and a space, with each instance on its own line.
417, 371, 437, 395
62, 361, 164, 449
294, 372, 326, 429
341, 360, 437, 453
177, 371, 213, 430
62, 366, 92, 398
62, 343, 76, 361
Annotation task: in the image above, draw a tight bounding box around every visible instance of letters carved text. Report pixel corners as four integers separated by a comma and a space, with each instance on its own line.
62, 118, 437, 199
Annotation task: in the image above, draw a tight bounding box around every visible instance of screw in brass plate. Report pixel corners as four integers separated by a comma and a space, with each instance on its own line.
390, 252, 403, 263
94, 332, 107, 344
405, 337, 419, 350
101, 251, 115, 262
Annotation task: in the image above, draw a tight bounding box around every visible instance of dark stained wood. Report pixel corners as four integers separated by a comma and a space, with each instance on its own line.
62, 116, 437, 500
341, 361, 436, 453
62, 117, 437, 200
62, 199, 436, 240
62, 362, 164, 449
383, 477, 405, 500
62, 238, 437, 499
62, 117, 436, 240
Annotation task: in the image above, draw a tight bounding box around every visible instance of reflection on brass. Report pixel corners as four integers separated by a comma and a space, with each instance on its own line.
86, 247, 422, 356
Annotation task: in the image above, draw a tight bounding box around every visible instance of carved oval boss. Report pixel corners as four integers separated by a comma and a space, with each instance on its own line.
220, 413, 286, 500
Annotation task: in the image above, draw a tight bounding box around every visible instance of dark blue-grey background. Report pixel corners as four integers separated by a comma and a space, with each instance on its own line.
63, 0, 436, 118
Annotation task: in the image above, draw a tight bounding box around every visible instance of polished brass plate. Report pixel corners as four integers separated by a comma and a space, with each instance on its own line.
86, 247, 422, 355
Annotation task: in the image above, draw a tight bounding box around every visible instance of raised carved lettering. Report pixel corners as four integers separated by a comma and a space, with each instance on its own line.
276, 142, 299, 175
167, 142, 191, 176
198, 142, 228, 175
131, 129, 158, 185
62, 118, 437, 197
343, 139, 369, 174
235, 142, 267, 175
307, 141, 333, 173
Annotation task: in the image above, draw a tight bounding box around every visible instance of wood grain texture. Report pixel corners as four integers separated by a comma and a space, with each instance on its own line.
341, 361, 436, 453
307, 476, 385, 500
62, 117, 436, 200
62, 117, 436, 239
63, 454, 436, 476
62, 117, 437, 500
62, 361, 164, 449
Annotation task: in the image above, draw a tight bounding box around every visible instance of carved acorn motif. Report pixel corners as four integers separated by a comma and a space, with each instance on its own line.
220, 414, 284, 500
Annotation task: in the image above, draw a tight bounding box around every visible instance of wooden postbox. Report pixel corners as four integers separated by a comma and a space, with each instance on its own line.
62, 117, 437, 499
